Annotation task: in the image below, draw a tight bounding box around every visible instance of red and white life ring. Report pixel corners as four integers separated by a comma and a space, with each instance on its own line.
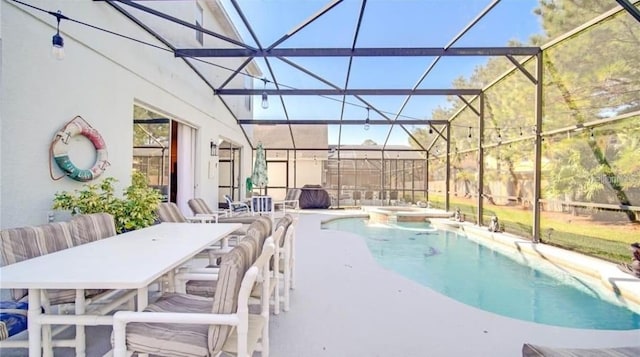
51, 116, 109, 182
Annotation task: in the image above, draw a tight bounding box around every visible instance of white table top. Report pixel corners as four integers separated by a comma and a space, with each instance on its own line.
0, 222, 241, 290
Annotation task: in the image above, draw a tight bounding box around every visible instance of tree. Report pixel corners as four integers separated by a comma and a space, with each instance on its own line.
410, 1, 640, 222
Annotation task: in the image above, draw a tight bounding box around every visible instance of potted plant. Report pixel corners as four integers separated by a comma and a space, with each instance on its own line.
52, 171, 162, 233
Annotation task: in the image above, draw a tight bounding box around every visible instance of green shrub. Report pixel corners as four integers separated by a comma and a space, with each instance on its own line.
52, 172, 162, 233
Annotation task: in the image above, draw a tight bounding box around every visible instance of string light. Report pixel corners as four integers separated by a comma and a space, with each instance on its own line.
364, 107, 370, 130
468, 126, 472, 139
51, 10, 66, 60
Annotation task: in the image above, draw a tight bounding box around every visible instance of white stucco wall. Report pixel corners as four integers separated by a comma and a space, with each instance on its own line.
0, 0, 254, 228
0, 0, 3, 229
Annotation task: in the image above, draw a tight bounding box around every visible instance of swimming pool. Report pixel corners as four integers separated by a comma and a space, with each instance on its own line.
322, 217, 640, 330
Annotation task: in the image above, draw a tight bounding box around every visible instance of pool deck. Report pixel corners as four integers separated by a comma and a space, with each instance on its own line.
268, 211, 640, 357
3, 210, 639, 356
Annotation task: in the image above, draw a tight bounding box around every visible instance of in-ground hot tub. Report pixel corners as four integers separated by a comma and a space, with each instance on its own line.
364, 206, 454, 223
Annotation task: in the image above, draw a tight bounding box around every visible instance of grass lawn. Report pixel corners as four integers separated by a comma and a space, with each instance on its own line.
428, 195, 639, 263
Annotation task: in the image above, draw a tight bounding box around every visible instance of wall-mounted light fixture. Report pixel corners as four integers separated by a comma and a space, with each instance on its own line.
210, 141, 218, 157
261, 78, 269, 109
51, 10, 67, 60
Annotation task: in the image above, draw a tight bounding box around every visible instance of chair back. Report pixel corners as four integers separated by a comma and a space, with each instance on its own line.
188, 198, 214, 215
207, 236, 258, 353
250, 216, 273, 240
271, 226, 286, 249
239, 229, 262, 263
275, 214, 293, 246
285, 189, 301, 201
225, 195, 249, 213
0, 222, 73, 300
251, 196, 274, 216
156, 202, 187, 223
69, 213, 116, 246
283, 223, 296, 248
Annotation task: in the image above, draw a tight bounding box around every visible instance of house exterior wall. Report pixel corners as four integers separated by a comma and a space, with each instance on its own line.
296, 160, 322, 186
0, 0, 4, 228
0, 0, 254, 228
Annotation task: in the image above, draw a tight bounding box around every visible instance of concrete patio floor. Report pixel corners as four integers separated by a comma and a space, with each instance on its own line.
3, 211, 639, 356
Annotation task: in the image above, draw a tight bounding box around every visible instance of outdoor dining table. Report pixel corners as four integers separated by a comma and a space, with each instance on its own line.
0, 222, 242, 357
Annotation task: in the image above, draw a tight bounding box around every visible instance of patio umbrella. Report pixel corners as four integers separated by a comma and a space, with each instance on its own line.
251, 143, 268, 195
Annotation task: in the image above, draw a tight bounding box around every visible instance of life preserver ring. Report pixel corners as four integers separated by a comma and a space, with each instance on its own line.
51, 116, 109, 182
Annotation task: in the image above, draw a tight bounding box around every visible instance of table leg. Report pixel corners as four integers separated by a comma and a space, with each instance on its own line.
28, 289, 42, 357
41, 291, 52, 357
136, 286, 148, 311
166, 269, 176, 293
75, 289, 86, 357
137, 286, 150, 357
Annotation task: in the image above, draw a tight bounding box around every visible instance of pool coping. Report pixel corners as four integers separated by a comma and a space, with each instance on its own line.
455, 222, 640, 308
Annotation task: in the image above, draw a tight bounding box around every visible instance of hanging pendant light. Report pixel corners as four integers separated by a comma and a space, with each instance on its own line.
364, 107, 370, 130
261, 78, 269, 109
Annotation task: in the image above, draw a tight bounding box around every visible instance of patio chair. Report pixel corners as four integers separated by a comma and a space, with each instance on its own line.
273, 214, 296, 312
69, 212, 116, 245
224, 194, 250, 214
389, 191, 399, 206
182, 224, 285, 316
157, 202, 217, 223
112, 232, 275, 357
179, 217, 273, 298
187, 197, 226, 221
252, 195, 275, 218
190, 196, 272, 232
352, 191, 362, 205
364, 190, 374, 205
189, 198, 249, 243
279, 220, 297, 311
522, 343, 640, 356
274, 188, 301, 212
157, 202, 231, 264
0, 220, 135, 352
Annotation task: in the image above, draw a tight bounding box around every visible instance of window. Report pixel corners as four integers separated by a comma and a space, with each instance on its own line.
195, 3, 204, 45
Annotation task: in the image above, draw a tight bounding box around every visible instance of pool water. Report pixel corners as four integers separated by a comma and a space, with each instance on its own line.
322, 218, 640, 330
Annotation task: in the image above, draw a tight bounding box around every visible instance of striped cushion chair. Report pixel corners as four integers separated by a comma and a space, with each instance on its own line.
522, 344, 640, 356
275, 214, 293, 247
113, 237, 273, 357
0, 222, 107, 305
279, 223, 297, 311
185, 228, 263, 298
1, 223, 75, 304
189, 198, 248, 239
69, 213, 116, 246
253, 216, 273, 240
158, 202, 217, 224
156, 202, 188, 223
188, 198, 210, 215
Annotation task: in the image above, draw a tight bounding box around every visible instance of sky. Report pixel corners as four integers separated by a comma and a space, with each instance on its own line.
219, 0, 543, 146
